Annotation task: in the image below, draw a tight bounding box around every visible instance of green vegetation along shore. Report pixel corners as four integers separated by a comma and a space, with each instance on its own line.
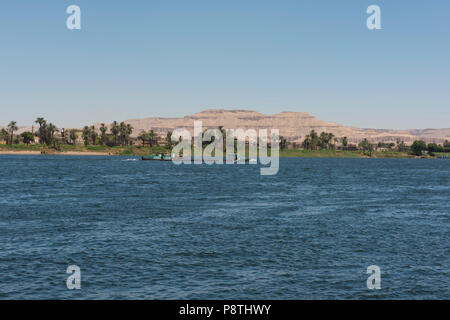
1, 118, 449, 159
1, 144, 448, 158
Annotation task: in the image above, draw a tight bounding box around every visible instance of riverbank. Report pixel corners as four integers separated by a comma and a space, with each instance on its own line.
1, 144, 447, 158
279, 149, 417, 158
0, 150, 110, 156
0, 144, 165, 156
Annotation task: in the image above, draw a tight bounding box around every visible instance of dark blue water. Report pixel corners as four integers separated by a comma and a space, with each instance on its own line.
0, 155, 448, 299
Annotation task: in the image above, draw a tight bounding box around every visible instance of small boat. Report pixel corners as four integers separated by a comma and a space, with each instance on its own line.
141, 154, 172, 161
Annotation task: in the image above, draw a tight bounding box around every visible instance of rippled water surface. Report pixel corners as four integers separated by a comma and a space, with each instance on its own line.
0, 155, 449, 299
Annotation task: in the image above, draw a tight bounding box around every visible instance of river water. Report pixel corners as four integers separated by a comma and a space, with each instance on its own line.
0, 155, 448, 299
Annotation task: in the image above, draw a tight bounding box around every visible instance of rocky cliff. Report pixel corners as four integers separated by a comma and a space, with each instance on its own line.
121, 109, 450, 144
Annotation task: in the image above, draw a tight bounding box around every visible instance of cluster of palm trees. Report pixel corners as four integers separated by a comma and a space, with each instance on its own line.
0, 121, 19, 145
108, 121, 134, 146
35, 118, 58, 146
358, 138, 374, 155
79, 122, 134, 146
1, 120, 39, 145
81, 126, 99, 146
302, 130, 337, 150
1, 118, 139, 147
137, 129, 159, 147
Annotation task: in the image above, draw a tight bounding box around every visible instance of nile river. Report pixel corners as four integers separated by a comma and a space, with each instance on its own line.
0, 156, 448, 299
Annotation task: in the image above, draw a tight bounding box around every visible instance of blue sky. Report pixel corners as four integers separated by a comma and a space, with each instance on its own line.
0, 0, 449, 129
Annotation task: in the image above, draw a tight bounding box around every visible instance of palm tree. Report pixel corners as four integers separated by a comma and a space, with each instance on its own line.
118, 122, 133, 146
279, 136, 288, 150
82, 126, 91, 146
328, 132, 335, 149
35, 117, 45, 128
35, 118, 47, 144
90, 125, 98, 145
341, 136, 348, 148
359, 138, 374, 156
444, 140, 450, 148
100, 123, 107, 145
148, 130, 157, 147
0, 128, 8, 142
309, 130, 319, 150
69, 129, 78, 145
110, 121, 119, 146
21, 131, 34, 145
138, 130, 148, 147
302, 130, 319, 150
47, 123, 58, 145
166, 131, 173, 148
126, 124, 133, 145
317, 132, 335, 150
7, 121, 18, 145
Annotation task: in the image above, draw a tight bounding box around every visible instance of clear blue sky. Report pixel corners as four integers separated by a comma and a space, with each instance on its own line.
1, 0, 449, 129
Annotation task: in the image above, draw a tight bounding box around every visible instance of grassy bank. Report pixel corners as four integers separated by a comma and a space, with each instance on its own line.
2, 144, 448, 158
0, 144, 168, 156
279, 149, 416, 158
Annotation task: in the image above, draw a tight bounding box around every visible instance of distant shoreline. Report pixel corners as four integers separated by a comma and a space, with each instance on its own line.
0, 150, 110, 156
1, 146, 446, 158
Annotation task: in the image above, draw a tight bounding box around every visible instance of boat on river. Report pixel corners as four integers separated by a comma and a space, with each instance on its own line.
141, 153, 253, 162
141, 154, 172, 161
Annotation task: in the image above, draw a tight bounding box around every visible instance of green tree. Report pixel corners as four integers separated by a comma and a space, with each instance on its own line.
21, 131, 34, 145
119, 122, 127, 145
166, 131, 173, 148
411, 140, 427, 156
46, 123, 58, 146
396, 139, 408, 152
35, 118, 46, 144
82, 126, 91, 146
69, 129, 78, 145
359, 138, 374, 156
444, 140, 450, 148
126, 124, 133, 145
341, 136, 348, 148
138, 129, 156, 147
148, 130, 157, 147
100, 123, 108, 145
110, 121, 119, 146
33, 118, 57, 146
35, 117, 45, 130
427, 143, 443, 153
279, 136, 288, 150
138, 130, 148, 147
117, 123, 133, 146
318, 132, 332, 149
7, 121, 18, 145
90, 125, 98, 145
302, 130, 319, 150
0, 128, 8, 143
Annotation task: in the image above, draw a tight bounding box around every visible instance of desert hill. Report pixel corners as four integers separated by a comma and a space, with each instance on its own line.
4, 109, 450, 144
121, 109, 450, 144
